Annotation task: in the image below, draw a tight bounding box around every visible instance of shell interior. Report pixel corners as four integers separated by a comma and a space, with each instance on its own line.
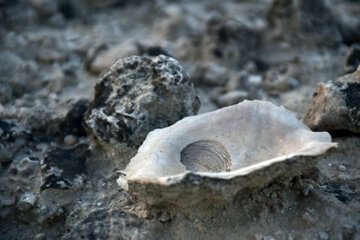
180, 140, 232, 173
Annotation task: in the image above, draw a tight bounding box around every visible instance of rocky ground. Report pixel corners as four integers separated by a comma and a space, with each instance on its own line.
0, 0, 360, 239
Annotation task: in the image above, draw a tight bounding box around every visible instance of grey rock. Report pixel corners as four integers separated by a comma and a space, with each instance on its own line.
40, 144, 89, 190
85, 55, 200, 147
304, 66, 360, 133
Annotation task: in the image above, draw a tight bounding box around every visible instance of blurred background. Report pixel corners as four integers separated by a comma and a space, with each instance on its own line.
1, 0, 360, 116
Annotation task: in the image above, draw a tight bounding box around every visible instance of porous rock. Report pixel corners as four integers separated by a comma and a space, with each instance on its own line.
304, 66, 360, 133
0, 157, 40, 212
85, 55, 200, 147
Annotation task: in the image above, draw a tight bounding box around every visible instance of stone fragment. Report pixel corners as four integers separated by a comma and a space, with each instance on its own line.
304, 66, 360, 133
85, 55, 200, 147
40, 144, 89, 190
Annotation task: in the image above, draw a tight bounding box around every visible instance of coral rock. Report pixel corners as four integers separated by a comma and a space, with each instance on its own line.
85, 55, 200, 147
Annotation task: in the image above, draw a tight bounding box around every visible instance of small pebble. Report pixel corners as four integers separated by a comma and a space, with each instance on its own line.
338, 165, 347, 172
64, 135, 77, 146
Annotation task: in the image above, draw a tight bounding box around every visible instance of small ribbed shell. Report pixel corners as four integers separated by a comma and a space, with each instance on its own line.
180, 140, 232, 173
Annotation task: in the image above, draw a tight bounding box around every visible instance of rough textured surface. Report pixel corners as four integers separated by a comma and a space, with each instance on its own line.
304, 66, 360, 133
85, 55, 200, 147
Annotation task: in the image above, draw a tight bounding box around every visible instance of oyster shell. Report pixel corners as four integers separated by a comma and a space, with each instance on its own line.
118, 100, 337, 207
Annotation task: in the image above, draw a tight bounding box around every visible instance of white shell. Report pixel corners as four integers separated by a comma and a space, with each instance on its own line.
118, 100, 337, 207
